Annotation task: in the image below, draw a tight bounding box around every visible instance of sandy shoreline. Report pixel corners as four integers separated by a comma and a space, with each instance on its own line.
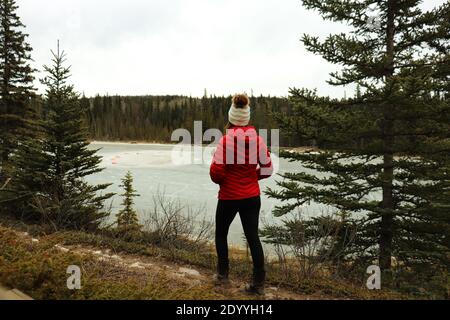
90, 140, 177, 147
90, 140, 318, 153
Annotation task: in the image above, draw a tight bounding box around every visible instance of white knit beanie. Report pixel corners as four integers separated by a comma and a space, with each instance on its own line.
228, 102, 251, 126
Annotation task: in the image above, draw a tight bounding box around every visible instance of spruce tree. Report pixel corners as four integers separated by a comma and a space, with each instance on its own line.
267, 0, 450, 275
0, 0, 35, 180
10, 42, 113, 230
116, 171, 140, 233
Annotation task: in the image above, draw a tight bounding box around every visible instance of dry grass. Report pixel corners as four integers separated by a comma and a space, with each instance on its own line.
0, 214, 418, 300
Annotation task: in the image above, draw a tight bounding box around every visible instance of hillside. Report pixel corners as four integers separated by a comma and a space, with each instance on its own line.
0, 220, 406, 300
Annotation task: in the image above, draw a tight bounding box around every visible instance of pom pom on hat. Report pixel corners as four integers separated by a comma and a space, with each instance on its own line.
228, 94, 251, 126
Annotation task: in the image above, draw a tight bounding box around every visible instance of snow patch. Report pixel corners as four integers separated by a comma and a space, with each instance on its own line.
130, 262, 146, 269
54, 244, 70, 253
178, 267, 200, 277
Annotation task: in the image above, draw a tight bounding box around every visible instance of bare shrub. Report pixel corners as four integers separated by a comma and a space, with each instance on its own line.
262, 209, 359, 278
142, 189, 213, 250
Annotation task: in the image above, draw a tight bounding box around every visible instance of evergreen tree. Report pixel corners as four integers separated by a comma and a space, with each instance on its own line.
267, 0, 450, 275
81, 94, 293, 145
0, 0, 35, 180
10, 42, 113, 230
116, 171, 140, 233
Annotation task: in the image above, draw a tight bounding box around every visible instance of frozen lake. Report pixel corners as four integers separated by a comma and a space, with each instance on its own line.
86, 142, 320, 246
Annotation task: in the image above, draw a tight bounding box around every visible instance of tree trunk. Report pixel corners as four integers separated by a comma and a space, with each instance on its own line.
379, 0, 396, 271
380, 137, 394, 270
1, 9, 10, 175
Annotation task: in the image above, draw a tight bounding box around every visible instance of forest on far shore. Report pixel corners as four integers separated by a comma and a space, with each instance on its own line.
30, 94, 296, 146
80, 94, 295, 146
33, 94, 296, 147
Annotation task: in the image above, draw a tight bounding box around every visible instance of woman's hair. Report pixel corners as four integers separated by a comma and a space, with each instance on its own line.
224, 122, 232, 131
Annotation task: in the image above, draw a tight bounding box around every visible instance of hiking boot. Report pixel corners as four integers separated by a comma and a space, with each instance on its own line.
213, 273, 231, 286
245, 269, 265, 295
215, 264, 230, 286
245, 283, 265, 296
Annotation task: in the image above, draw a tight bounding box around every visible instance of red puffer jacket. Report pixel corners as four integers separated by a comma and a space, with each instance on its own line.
210, 126, 273, 200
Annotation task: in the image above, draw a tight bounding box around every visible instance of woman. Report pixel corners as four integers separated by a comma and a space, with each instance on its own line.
210, 93, 273, 295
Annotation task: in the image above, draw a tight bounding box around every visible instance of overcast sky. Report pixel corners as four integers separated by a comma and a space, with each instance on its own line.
18, 0, 445, 98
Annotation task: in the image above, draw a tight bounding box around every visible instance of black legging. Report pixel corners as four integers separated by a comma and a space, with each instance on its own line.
215, 196, 265, 277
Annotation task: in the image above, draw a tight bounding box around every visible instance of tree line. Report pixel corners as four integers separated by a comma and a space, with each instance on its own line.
83, 94, 297, 146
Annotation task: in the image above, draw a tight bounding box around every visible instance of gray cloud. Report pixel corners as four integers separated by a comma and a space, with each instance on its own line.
18, 0, 445, 98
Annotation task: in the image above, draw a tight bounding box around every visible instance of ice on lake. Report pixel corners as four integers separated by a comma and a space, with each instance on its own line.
86, 142, 315, 246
